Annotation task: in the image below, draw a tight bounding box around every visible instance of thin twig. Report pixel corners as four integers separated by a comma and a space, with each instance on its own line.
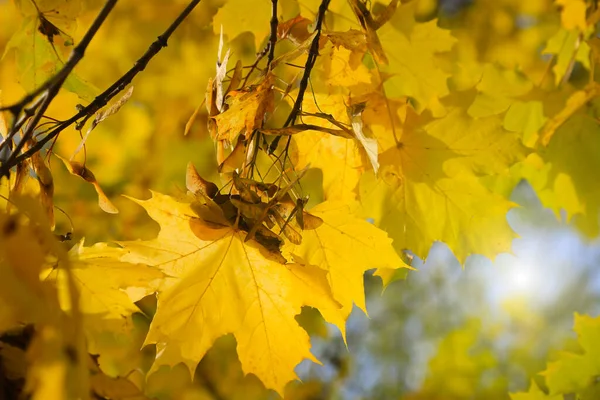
268, 0, 330, 154
0, 0, 202, 177
0, 0, 118, 177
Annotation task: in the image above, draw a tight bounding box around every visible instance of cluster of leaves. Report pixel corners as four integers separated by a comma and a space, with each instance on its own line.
1, 0, 600, 398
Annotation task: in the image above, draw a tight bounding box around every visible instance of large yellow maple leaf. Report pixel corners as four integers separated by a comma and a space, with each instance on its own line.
359, 108, 520, 263
523, 114, 600, 237
117, 192, 344, 395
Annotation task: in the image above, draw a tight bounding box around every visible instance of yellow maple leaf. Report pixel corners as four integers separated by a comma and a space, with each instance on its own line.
534, 114, 600, 236
0, 205, 59, 326
359, 116, 518, 263
46, 241, 164, 376
542, 28, 591, 86
540, 314, 600, 395
510, 380, 563, 400
377, 1, 456, 114
556, 0, 587, 31
424, 109, 529, 177
467, 64, 533, 118
283, 201, 411, 335
291, 93, 366, 201
213, 0, 272, 49
117, 192, 342, 395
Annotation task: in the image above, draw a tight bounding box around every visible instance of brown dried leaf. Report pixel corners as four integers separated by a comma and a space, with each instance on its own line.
232, 170, 261, 203
213, 73, 275, 144
56, 155, 118, 214
30, 152, 54, 229
218, 139, 247, 173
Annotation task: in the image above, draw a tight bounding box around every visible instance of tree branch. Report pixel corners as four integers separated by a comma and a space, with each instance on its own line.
0, 0, 118, 115
0, 0, 202, 177
266, 0, 278, 70
268, 0, 331, 153
0, 0, 118, 171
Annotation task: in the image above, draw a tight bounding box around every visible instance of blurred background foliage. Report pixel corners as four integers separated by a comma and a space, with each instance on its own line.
1, 0, 599, 398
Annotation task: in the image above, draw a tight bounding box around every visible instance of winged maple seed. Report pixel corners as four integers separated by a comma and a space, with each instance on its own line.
185, 162, 322, 262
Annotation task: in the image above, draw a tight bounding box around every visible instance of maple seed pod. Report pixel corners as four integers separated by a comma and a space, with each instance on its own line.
67, 161, 96, 182
57, 155, 118, 214
186, 162, 218, 198
29, 150, 55, 229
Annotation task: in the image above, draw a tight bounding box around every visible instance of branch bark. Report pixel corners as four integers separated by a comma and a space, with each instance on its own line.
268, 0, 331, 153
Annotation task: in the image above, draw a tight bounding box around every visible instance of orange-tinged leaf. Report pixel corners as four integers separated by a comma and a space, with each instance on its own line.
29, 150, 54, 229
118, 192, 342, 395
213, 74, 275, 145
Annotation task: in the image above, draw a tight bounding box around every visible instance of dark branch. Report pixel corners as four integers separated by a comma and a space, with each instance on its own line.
0, 0, 118, 177
0, 0, 202, 177
266, 0, 278, 70
268, 0, 331, 153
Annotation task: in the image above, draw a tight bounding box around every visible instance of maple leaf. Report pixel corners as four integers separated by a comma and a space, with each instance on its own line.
467, 64, 533, 118
503, 100, 547, 147
359, 109, 519, 262
283, 201, 411, 335
213, 73, 275, 146
377, 1, 456, 114
0, 202, 60, 326
540, 314, 600, 395
510, 381, 562, 400
4, 0, 96, 99
213, 0, 272, 49
542, 28, 591, 86
290, 93, 366, 201
45, 240, 164, 376
117, 192, 342, 395
424, 108, 529, 177
528, 114, 600, 236
556, 0, 588, 32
